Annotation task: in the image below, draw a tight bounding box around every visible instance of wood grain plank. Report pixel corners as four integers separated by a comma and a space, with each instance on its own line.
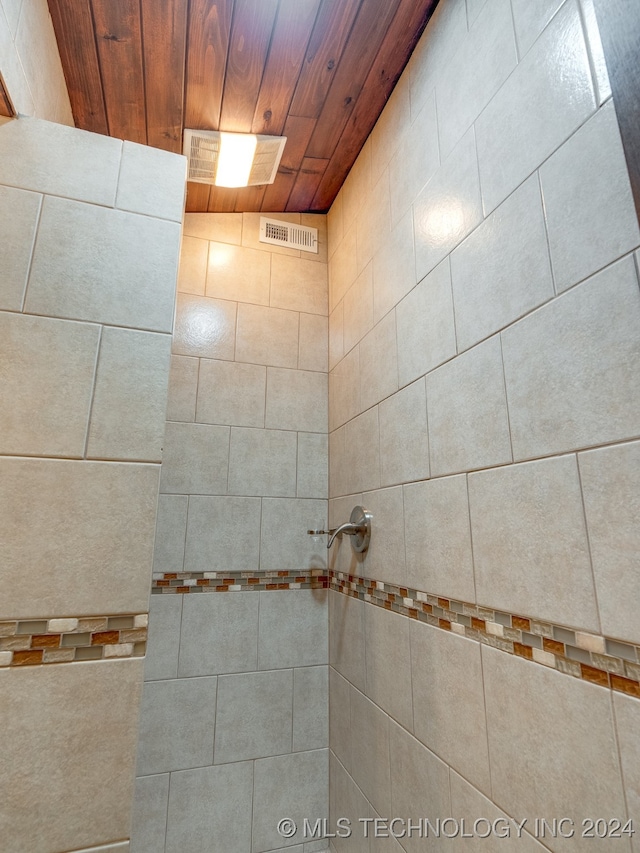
0, 73, 15, 118
251, 0, 321, 135
185, 181, 211, 212
286, 156, 329, 211
312, 0, 436, 210
47, 0, 108, 134
592, 0, 640, 222
305, 0, 402, 159
289, 0, 362, 119
91, 0, 147, 142
208, 187, 239, 212
141, 0, 188, 152
184, 0, 234, 130
280, 114, 317, 170
234, 185, 267, 212
262, 170, 297, 210
218, 0, 280, 133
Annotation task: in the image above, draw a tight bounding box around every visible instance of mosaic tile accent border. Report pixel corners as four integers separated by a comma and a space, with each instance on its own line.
0, 614, 148, 668
151, 569, 328, 593
329, 571, 640, 699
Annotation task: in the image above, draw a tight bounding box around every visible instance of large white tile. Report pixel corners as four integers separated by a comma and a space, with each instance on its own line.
475, 0, 595, 214
468, 455, 598, 630
342, 142, 371, 229
395, 258, 457, 386
450, 175, 554, 351
328, 224, 357, 312
0, 312, 99, 457
0, 185, 41, 311
372, 210, 416, 325
343, 262, 373, 355
437, 0, 517, 160
613, 693, 640, 853
356, 170, 391, 276
206, 242, 271, 306
152, 494, 188, 574
87, 328, 172, 462
27, 197, 180, 332
329, 345, 360, 431
329, 590, 366, 692
144, 594, 182, 681
131, 773, 170, 853
177, 236, 207, 295
293, 665, 328, 752
228, 427, 297, 497
271, 254, 328, 315
236, 303, 299, 368
159, 422, 230, 495
172, 293, 236, 360
510, 0, 564, 56
0, 457, 159, 618
483, 645, 628, 853
258, 589, 328, 669
329, 668, 351, 771
370, 75, 410, 182
580, 0, 611, 104
540, 101, 640, 292
183, 212, 242, 244
0, 117, 122, 205
260, 498, 328, 572
426, 336, 512, 476
404, 475, 475, 602
184, 495, 261, 571
343, 407, 381, 495
413, 128, 482, 280
196, 359, 266, 428
166, 355, 198, 423
365, 605, 413, 730
298, 312, 328, 373
116, 140, 186, 222
378, 379, 429, 486
358, 312, 398, 412
349, 689, 391, 818
501, 257, 640, 459
297, 432, 328, 499
579, 441, 640, 644
361, 486, 407, 588
266, 367, 328, 432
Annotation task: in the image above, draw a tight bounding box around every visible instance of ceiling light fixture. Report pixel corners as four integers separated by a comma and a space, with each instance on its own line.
183, 129, 287, 188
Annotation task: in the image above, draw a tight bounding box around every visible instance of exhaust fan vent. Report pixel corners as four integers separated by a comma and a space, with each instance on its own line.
259, 217, 318, 254
183, 129, 286, 186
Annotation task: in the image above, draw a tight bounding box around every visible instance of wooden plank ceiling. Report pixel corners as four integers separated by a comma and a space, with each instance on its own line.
48, 0, 437, 213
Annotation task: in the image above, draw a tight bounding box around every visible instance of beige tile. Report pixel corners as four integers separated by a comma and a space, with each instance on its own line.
2, 0, 24, 37
228, 427, 296, 497
579, 441, 640, 644
372, 208, 417, 322
483, 645, 627, 852
426, 336, 512, 476
242, 211, 300, 256
327, 194, 343, 260
437, 0, 517, 160
299, 312, 328, 373
214, 669, 293, 763
359, 312, 398, 412
166, 355, 199, 423
177, 235, 208, 295
540, 101, 640, 293
159, 422, 230, 495
361, 487, 406, 587
0, 117, 122, 205
0, 185, 41, 311
0, 659, 142, 853
389, 722, 451, 853
27, 197, 180, 332
145, 594, 183, 681
258, 589, 328, 669
350, 688, 391, 817
370, 75, 410, 183
172, 293, 236, 360
411, 622, 491, 793
344, 407, 381, 495
0, 12, 34, 119
580, 0, 611, 104
329, 224, 357, 311
297, 432, 328, 499
178, 591, 258, 677
271, 254, 328, 316
356, 170, 391, 275
259, 499, 328, 572
510, 0, 564, 56
613, 693, 640, 853
0, 457, 159, 618
116, 140, 186, 222
87, 328, 172, 462
328, 493, 363, 575
469, 456, 598, 630
329, 667, 351, 771
502, 257, 640, 460
329, 345, 360, 431
301, 213, 328, 264
131, 773, 170, 853
476, 0, 595, 214
184, 495, 261, 571
342, 141, 371, 229
413, 128, 482, 281
152, 494, 188, 574
379, 379, 429, 486
266, 367, 327, 432
365, 605, 413, 730
182, 212, 242, 244
328, 427, 348, 501
236, 303, 299, 368
343, 262, 374, 354
396, 258, 457, 386
450, 175, 555, 351
196, 359, 266, 428
329, 590, 366, 693
330, 756, 372, 853
206, 242, 271, 306
0, 312, 99, 457
404, 474, 475, 602
293, 665, 328, 752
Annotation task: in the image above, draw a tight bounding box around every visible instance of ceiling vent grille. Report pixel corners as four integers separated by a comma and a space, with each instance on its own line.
183, 129, 286, 186
259, 217, 318, 253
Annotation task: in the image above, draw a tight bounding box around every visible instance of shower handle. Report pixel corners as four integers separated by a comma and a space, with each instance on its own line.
326, 506, 371, 552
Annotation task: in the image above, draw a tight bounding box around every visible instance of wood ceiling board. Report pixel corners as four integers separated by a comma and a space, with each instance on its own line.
91, 0, 147, 143
48, 0, 108, 134
141, 0, 188, 153
0, 73, 15, 118
251, 0, 321, 136
234, 184, 267, 212
280, 114, 317, 170
305, 0, 402, 160
288, 0, 362, 120
184, 0, 234, 130
262, 170, 297, 210
185, 182, 211, 213
218, 0, 280, 133
207, 187, 239, 212
286, 156, 329, 211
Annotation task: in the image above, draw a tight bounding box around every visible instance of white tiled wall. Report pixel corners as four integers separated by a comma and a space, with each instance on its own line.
328, 0, 640, 850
